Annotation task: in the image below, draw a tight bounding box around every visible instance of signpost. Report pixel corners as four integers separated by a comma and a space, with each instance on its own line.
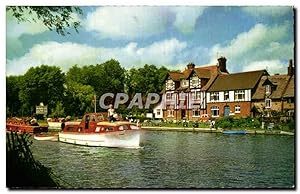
36, 102, 48, 115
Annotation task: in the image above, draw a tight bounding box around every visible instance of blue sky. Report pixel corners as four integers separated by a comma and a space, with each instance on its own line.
6, 6, 294, 75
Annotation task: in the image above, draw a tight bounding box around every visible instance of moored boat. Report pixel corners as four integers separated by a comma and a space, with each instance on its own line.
6, 118, 48, 134
223, 130, 246, 135
58, 113, 140, 148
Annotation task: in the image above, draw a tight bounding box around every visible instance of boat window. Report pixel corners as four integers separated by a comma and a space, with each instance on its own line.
130, 125, 139, 130
106, 127, 114, 131
67, 127, 74, 132
95, 126, 101, 132
119, 125, 128, 131
91, 115, 96, 121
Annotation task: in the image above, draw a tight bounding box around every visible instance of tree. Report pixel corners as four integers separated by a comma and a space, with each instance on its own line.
7, 6, 82, 36
6, 75, 23, 116
63, 81, 95, 116
126, 64, 169, 96
19, 65, 65, 116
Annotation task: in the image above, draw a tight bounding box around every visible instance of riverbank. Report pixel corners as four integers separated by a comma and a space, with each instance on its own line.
141, 126, 294, 136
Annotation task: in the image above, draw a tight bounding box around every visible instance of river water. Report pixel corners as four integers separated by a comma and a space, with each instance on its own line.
31, 131, 295, 189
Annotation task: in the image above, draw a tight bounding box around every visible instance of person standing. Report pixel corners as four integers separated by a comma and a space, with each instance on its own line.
61, 118, 65, 131
108, 104, 115, 122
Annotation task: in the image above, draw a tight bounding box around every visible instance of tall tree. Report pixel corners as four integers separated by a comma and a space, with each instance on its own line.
19, 65, 65, 116
63, 81, 95, 116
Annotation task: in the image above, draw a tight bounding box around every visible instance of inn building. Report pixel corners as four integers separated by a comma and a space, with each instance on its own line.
154, 57, 295, 120
159, 57, 229, 121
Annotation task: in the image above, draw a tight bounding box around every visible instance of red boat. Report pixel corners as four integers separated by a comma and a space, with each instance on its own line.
6, 118, 48, 134
58, 113, 141, 148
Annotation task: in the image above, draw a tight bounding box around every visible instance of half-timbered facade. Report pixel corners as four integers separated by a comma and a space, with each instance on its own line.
160, 57, 229, 121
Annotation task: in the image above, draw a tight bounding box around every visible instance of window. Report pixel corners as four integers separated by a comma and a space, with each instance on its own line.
191, 91, 200, 100
157, 109, 161, 116
224, 91, 230, 101
265, 85, 271, 95
179, 92, 186, 100
235, 105, 241, 113
192, 109, 200, 117
287, 98, 294, 103
210, 92, 219, 101
172, 93, 177, 100
234, 90, 245, 101
167, 109, 174, 117
196, 91, 201, 100
166, 93, 172, 100
181, 80, 188, 87
211, 106, 219, 117
265, 99, 271, 108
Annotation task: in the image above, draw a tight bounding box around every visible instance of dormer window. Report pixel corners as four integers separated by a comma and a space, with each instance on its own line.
265, 85, 271, 95
181, 80, 189, 87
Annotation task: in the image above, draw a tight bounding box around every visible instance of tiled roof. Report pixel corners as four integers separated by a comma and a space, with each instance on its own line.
208, 70, 267, 92
283, 76, 294, 98
168, 71, 182, 81
252, 75, 291, 100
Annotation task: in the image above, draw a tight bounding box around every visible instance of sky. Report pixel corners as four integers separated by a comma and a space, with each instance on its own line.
6, 6, 294, 75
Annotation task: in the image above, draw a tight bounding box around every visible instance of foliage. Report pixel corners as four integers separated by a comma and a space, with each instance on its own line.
63, 81, 95, 116
126, 64, 168, 95
7, 6, 82, 36
18, 65, 65, 116
6, 75, 22, 116
215, 117, 261, 129
6, 132, 59, 188
49, 101, 65, 118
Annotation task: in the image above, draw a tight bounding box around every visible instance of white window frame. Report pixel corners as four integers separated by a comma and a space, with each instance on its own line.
157, 109, 161, 116
265, 85, 271, 95
210, 92, 219, 102
265, 99, 272, 108
181, 80, 188, 87
192, 109, 201, 117
166, 93, 172, 101
235, 105, 241, 113
211, 106, 219, 117
224, 91, 230, 101
196, 91, 201, 100
234, 90, 245, 101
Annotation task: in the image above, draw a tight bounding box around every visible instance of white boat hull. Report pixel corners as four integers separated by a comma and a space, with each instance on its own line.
58, 130, 140, 148
34, 135, 58, 141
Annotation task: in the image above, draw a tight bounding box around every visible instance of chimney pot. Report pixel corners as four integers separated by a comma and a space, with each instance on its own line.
187, 63, 195, 70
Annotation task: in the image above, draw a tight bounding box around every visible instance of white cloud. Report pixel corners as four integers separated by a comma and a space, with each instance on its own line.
85, 7, 168, 39
241, 6, 292, 18
6, 38, 188, 75
171, 7, 206, 34
209, 22, 294, 73
84, 6, 207, 39
243, 60, 286, 74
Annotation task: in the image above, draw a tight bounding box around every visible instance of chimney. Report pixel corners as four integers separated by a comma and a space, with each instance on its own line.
217, 56, 227, 72
187, 63, 195, 70
288, 59, 294, 76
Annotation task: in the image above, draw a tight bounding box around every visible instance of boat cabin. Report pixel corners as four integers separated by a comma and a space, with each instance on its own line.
62, 113, 139, 133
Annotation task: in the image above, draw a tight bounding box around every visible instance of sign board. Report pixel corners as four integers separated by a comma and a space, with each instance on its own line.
36, 105, 48, 115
